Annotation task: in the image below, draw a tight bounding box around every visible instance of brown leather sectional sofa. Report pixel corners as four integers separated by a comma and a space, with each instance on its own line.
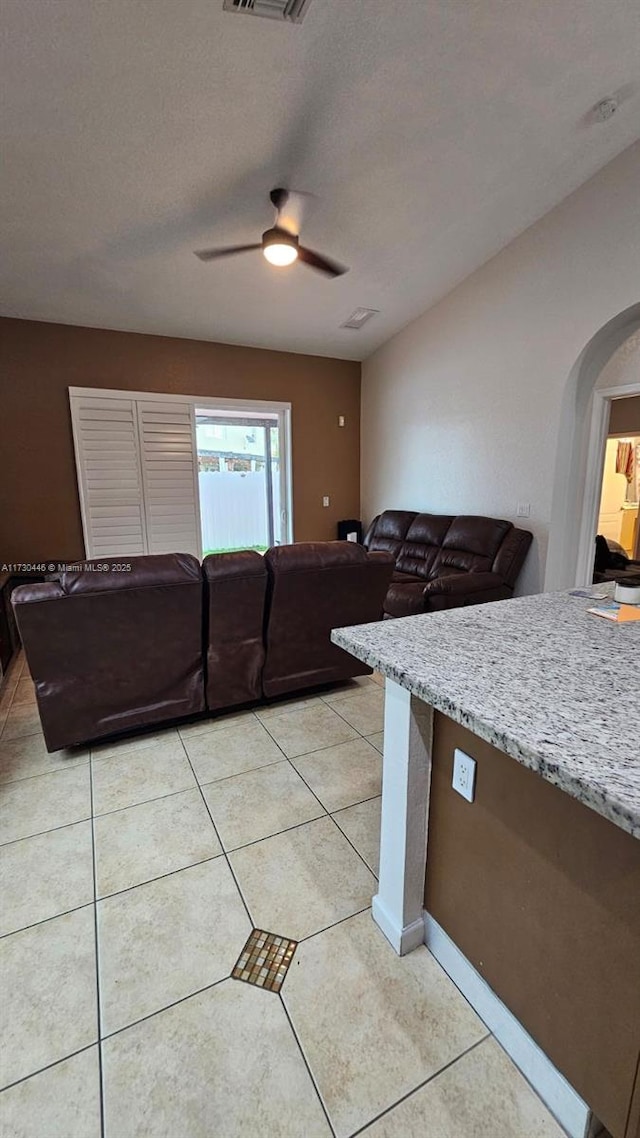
12, 542, 393, 752
364, 511, 532, 617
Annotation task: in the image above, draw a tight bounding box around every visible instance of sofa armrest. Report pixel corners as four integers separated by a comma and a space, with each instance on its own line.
423, 571, 505, 598
11, 581, 65, 606
362, 516, 380, 549
366, 551, 395, 567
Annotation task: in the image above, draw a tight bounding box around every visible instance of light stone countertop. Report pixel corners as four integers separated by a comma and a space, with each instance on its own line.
332, 589, 640, 839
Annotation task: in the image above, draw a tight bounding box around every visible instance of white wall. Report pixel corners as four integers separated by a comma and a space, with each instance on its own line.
361, 141, 640, 595
596, 328, 640, 393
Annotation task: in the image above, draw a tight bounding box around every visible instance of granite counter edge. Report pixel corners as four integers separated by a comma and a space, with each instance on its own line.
332, 627, 639, 840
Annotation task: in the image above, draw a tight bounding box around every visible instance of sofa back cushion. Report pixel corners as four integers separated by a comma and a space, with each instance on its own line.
395, 514, 455, 579
202, 551, 267, 711
262, 542, 394, 698
12, 554, 205, 751
363, 511, 417, 559
430, 515, 512, 578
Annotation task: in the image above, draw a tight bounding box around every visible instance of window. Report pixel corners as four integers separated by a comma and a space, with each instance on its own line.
69, 389, 292, 558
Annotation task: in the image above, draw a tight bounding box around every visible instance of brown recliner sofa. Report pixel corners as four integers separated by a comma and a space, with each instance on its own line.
12, 554, 206, 752
203, 549, 268, 712
262, 542, 394, 697
13, 542, 393, 751
202, 542, 392, 708
364, 511, 532, 618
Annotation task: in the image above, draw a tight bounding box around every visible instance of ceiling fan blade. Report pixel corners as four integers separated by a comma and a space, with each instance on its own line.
194, 244, 261, 262
298, 245, 348, 277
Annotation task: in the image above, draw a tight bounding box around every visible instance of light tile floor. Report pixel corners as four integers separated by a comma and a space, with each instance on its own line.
0, 651, 567, 1137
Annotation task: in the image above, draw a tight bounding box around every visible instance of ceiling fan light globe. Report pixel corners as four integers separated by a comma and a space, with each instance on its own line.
263, 243, 298, 267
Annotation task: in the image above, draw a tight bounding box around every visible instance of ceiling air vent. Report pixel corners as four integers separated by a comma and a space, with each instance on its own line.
341, 308, 380, 331
223, 0, 312, 22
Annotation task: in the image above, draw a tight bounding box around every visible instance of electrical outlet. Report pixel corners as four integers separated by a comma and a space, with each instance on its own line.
516, 502, 531, 518
322, 496, 330, 507
338, 415, 345, 427
452, 748, 476, 803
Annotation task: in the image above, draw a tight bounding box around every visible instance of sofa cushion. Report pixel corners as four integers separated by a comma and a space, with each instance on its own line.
203, 551, 267, 712
430, 515, 512, 577
57, 553, 201, 594
262, 542, 394, 697
395, 514, 454, 579
266, 541, 372, 573
363, 511, 417, 560
383, 581, 428, 618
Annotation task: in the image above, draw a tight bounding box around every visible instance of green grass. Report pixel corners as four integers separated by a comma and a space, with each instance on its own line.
203, 545, 268, 555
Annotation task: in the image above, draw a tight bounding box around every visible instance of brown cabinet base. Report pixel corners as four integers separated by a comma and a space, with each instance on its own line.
424, 713, 640, 1138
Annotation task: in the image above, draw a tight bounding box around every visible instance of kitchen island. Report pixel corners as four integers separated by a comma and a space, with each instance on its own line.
333, 589, 640, 1138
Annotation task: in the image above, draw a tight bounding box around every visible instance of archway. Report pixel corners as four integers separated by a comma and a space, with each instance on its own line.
545, 303, 640, 590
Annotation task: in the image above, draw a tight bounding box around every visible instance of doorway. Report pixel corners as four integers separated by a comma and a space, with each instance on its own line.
548, 309, 640, 589
195, 404, 292, 555
596, 425, 640, 562
576, 382, 640, 584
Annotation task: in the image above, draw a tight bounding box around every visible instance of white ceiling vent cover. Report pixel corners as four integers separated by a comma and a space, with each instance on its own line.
223, 0, 312, 22
341, 308, 380, 330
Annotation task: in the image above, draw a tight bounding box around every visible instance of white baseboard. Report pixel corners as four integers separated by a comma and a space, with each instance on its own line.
372, 895, 425, 956
424, 913, 595, 1138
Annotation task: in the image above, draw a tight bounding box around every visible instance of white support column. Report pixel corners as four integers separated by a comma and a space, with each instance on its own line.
372, 679, 433, 955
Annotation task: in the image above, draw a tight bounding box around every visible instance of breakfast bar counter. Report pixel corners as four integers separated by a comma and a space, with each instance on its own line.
334, 588, 640, 837
333, 590, 640, 1138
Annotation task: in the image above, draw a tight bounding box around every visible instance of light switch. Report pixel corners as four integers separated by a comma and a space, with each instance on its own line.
516, 502, 531, 518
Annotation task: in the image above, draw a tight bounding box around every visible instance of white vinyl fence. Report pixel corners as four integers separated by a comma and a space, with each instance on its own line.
198, 470, 281, 552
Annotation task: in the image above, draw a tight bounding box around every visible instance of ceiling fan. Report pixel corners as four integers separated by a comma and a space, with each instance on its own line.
194, 188, 348, 277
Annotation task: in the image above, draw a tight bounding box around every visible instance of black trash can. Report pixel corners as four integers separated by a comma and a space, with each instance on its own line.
337, 519, 363, 544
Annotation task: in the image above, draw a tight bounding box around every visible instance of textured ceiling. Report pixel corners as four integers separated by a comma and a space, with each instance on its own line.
1, 0, 639, 360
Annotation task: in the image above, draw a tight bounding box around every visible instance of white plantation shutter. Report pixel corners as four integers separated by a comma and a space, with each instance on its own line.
136, 401, 200, 556
71, 396, 147, 558
70, 392, 202, 559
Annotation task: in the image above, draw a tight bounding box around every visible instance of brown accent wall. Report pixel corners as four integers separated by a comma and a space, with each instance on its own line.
609, 395, 640, 436
425, 713, 640, 1138
0, 318, 361, 562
